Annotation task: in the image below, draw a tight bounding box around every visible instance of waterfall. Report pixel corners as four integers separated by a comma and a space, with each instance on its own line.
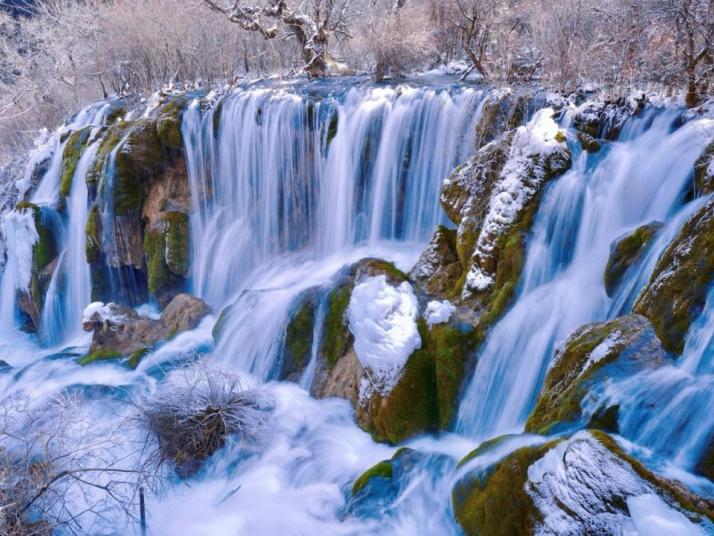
183, 84, 486, 308
39, 142, 100, 345
456, 109, 713, 438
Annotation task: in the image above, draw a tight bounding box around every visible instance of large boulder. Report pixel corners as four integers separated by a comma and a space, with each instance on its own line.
604, 221, 662, 297
473, 89, 531, 150
80, 293, 209, 366
571, 94, 647, 141
453, 431, 714, 536
634, 197, 714, 354
525, 314, 668, 435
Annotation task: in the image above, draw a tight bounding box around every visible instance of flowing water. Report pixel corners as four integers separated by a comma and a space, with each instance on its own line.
1, 80, 714, 533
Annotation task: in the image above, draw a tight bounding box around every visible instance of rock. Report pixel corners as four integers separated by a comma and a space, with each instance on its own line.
473, 90, 531, 150
453, 439, 560, 536
408, 225, 462, 296
694, 140, 714, 196
279, 289, 319, 382
577, 131, 601, 153
572, 94, 647, 140
525, 314, 668, 435
14, 203, 59, 333
604, 221, 662, 296
59, 126, 92, 198
634, 198, 714, 354
317, 348, 363, 405
80, 294, 209, 366
161, 293, 210, 333
453, 431, 714, 536
0, 360, 11, 373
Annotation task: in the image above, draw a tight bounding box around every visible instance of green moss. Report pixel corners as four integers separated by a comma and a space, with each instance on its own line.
320, 285, 353, 369
87, 123, 128, 190
554, 130, 567, 143
127, 347, 150, 369
634, 199, 714, 354
356, 258, 408, 284
59, 127, 92, 198
577, 131, 602, 153
156, 99, 186, 150
78, 349, 121, 366
351, 460, 394, 495
105, 105, 126, 125
457, 435, 515, 469
164, 211, 190, 276
452, 440, 561, 536
285, 298, 316, 369
430, 322, 477, 428
326, 113, 339, 147
366, 319, 439, 444
587, 404, 620, 433
143, 228, 169, 295
85, 204, 102, 264
591, 430, 714, 523
525, 321, 619, 434
604, 222, 661, 296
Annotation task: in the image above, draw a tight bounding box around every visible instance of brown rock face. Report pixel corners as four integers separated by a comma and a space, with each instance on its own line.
82, 294, 210, 362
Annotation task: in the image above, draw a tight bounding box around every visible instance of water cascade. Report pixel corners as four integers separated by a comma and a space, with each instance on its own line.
1, 80, 713, 534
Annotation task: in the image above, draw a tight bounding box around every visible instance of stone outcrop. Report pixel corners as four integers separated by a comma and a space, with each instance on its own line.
525, 314, 668, 435
604, 221, 662, 296
634, 197, 714, 354
80, 293, 209, 367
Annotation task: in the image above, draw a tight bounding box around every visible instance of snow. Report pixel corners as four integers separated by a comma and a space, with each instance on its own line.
526, 431, 707, 535
0, 209, 39, 292
348, 275, 421, 396
583, 330, 621, 372
625, 494, 704, 536
424, 300, 456, 328
82, 302, 126, 324
464, 108, 567, 296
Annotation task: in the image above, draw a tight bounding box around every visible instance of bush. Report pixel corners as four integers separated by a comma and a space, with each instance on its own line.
140, 366, 271, 477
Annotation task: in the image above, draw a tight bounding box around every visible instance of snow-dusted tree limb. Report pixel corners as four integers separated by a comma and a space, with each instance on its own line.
200, 0, 355, 77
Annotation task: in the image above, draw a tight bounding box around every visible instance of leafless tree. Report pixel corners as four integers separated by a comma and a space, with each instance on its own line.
0, 394, 154, 535
201, 0, 357, 77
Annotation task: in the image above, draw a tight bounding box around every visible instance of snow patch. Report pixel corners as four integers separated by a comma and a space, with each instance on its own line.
0, 209, 39, 292
464, 108, 567, 297
527, 431, 706, 535
82, 302, 126, 325
424, 300, 456, 328
348, 275, 421, 397
584, 330, 622, 371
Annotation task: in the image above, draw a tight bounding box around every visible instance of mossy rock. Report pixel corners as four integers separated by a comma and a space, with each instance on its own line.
78, 348, 122, 366
352, 258, 408, 285
212, 302, 236, 342
156, 98, 190, 150
695, 438, 714, 482
694, 140, 714, 196
16, 202, 58, 273
360, 318, 479, 443
164, 211, 190, 276
457, 434, 519, 469
59, 126, 92, 198
282, 290, 319, 379
452, 440, 561, 536
352, 460, 394, 495
604, 221, 662, 296
592, 430, 714, 523
320, 283, 353, 369
87, 122, 129, 192
409, 225, 462, 296
577, 131, 602, 153
104, 104, 126, 125
143, 228, 170, 296
85, 204, 103, 264
525, 314, 668, 435
127, 347, 151, 369
473, 91, 530, 150
634, 198, 714, 354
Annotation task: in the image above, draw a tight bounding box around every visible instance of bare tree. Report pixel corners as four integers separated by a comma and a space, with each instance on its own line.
0, 394, 153, 534
201, 0, 356, 77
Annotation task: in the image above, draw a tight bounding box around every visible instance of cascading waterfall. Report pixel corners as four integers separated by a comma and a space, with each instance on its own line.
456, 108, 713, 438
2, 80, 714, 533
40, 142, 100, 345
183, 84, 486, 309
